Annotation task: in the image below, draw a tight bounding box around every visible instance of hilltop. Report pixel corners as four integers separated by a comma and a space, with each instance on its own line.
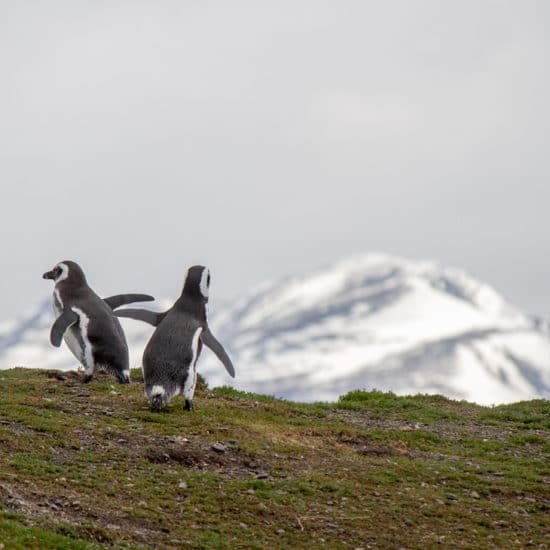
0, 368, 548, 548
2, 254, 549, 406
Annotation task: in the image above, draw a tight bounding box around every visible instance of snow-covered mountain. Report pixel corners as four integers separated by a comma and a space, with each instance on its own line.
1, 254, 549, 405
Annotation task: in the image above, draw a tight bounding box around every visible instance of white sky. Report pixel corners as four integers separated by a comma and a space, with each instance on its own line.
1, 1, 549, 321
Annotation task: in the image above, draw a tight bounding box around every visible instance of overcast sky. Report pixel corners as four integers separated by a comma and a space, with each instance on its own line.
1, 1, 548, 322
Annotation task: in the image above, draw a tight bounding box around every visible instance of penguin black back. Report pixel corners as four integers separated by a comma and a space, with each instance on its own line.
115, 265, 235, 410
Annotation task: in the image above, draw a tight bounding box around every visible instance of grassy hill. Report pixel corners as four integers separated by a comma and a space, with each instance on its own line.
0, 368, 548, 549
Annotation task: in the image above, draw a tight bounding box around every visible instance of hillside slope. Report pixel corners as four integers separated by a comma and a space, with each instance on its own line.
0, 368, 548, 549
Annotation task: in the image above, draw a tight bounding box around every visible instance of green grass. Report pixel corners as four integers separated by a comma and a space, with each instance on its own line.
0, 368, 548, 549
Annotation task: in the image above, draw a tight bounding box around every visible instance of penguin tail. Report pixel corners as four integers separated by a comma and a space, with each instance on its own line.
149, 385, 168, 411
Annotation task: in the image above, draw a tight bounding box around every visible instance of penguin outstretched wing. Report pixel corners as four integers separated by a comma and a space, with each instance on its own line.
114, 308, 166, 327
201, 328, 236, 378
50, 309, 79, 347
104, 294, 155, 310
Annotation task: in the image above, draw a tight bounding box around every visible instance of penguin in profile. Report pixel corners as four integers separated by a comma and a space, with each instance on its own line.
114, 265, 235, 410
43, 260, 155, 384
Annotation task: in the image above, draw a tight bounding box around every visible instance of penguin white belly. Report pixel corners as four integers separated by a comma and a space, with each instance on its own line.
71, 308, 95, 373
52, 296, 84, 363
63, 327, 85, 364
182, 327, 203, 401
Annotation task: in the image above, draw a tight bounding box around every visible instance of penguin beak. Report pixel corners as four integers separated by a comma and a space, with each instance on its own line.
42, 270, 56, 280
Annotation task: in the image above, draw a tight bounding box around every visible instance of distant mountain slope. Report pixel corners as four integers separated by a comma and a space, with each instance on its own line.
1, 254, 549, 405
200, 254, 550, 405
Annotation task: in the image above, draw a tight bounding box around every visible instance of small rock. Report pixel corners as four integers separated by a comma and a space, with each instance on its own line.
255, 472, 269, 479
211, 442, 227, 453
239, 522, 248, 529
445, 493, 458, 501
178, 481, 188, 490
246, 489, 255, 495
169, 436, 189, 444
470, 491, 480, 499
276, 529, 285, 535
435, 498, 445, 505
404, 518, 414, 527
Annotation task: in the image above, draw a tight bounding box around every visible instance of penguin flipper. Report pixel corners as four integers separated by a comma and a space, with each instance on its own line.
104, 294, 155, 310
201, 328, 235, 378
114, 308, 165, 327
50, 309, 79, 347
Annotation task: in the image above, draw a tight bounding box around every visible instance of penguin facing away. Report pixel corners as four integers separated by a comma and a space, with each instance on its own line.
43, 260, 155, 384
114, 265, 235, 410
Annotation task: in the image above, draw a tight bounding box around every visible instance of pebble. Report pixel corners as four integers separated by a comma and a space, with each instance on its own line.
445, 493, 458, 501
470, 491, 480, 499
169, 436, 189, 444
255, 472, 269, 479
404, 518, 414, 527
178, 481, 188, 490
211, 442, 227, 453
276, 529, 285, 535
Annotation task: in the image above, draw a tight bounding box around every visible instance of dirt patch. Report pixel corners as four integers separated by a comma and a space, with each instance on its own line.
337, 431, 411, 457
144, 438, 270, 478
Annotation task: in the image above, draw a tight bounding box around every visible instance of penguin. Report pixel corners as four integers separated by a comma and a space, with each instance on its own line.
114, 265, 235, 410
42, 260, 155, 384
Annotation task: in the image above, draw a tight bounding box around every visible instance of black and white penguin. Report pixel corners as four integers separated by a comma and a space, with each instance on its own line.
114, 265, 235, 410
43, 260, 154, 384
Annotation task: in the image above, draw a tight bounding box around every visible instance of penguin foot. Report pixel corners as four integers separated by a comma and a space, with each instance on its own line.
184, 399, 194, 411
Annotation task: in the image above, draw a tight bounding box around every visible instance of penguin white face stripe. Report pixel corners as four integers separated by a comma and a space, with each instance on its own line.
71, 307, 94, 371
56, 263, 69, 283
183, 327, 203, 401
53, 288, 63, 311
199, 268, 210, 299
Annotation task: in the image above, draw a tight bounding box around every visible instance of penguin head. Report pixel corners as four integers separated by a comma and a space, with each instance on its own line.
182, 265, 211, 301
42, 260, 87, 286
